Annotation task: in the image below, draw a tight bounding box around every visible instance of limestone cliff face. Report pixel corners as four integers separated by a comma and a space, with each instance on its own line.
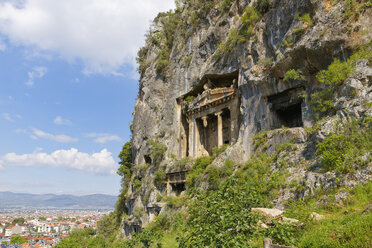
123, 0, 371, 236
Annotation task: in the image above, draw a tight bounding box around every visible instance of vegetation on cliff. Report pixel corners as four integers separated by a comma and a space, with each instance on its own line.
58, 0, 372, 247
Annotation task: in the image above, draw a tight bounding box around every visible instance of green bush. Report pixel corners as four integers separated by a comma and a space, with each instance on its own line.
254, 0, 273, 14
296, 13, 313, 27
258, 57, 274, 68
165, 195, 186, 208
154, 170, 167, 185
253, 130, 268, 149
281, 35, 294, 49
219, 0, 234, 12
205, 159, 235, 189
316, 59, 354, 86
316, 118, 372, 173
265, 221, 298, 246
133, 206, 145, 219
133, 179, 142, 189
178, 178, 263, 248
310, 88, 335, 116
186, 156, 212, 187
149, 140, 167, 166
215, 7, 260, 60
311, 47, 372, 117
283, 69, 305, 82
240, 6, 260, 38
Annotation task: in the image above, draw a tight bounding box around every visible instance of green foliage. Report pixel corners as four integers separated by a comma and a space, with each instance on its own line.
184, 54, 192, 67
311, 48, 372, 117
236, 153, 288, 205
186, 156, 212, 187
310, 88, 335, 116
316, 118, 372, 173
149, 140, 167, 166
117, 142, 133, 179
215, 7, 260, 60
39, 216, 46, 221
133, 206, 145, 219
154, 170, 167, 185
12, 218, 25, 224
299, 213, 372, 247
219, 0, 234, 12
258, 57, 274, 68
253, 130, 268, 149
113, 211, 186, 248
343, 0, 372, 21
254, 0, 273, 14
281, 35, 294, 49
293, 28, 305, 37
265, 221, 298, 246
156, 48, 171, 75
283, 69, 305, 82
184, 96, 194, 103
240, 7, 261, 39
55, 228, 109, 248
178, 178, 263, 248
317, 59, 354, 86
10, 235, 27, 244
133, 178, 142, 189
205, 159, 235, 189
296, 13, 313, 27
114, 141, 133, 222
165, 195, 187, 208
136, 46, 149, 75
97, 212, 120, 242
211, 144, 229, 157
174, 157, 190, 170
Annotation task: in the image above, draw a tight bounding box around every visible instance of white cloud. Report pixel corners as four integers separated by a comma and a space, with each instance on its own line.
54, 116, 72, 126
0, 0, 175, 74
2, 112, 14, 122
31, 128, 78, 143
0, 148, 117, 175
25, 66, 47, 86
15, 128, 27, 133
85, 133, 122, 144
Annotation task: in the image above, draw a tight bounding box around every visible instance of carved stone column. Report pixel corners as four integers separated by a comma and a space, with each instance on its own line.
194, 118, 200, 157
201, 116, 208, 155
215, 111, 223, 148
188, 117, 194, 157
181, 131, 187, 158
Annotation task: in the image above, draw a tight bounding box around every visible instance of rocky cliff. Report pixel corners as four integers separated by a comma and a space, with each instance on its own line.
120, 0, 371, 239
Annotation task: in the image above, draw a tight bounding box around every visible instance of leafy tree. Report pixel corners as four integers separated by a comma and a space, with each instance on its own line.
149, 140, 167, 166
10, 235, 27, 244
12, 218, 25, 224
117, 141, 133, 179
179, 178, 263, 248
55, 228, 109, 248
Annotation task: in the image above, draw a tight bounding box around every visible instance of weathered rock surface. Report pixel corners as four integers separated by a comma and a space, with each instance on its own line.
122, 0, 371, 235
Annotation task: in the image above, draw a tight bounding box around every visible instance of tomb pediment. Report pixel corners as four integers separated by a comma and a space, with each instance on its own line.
177, 71, 240, 158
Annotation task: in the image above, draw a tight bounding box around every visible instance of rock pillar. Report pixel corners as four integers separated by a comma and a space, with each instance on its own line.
215, 111, 223, 148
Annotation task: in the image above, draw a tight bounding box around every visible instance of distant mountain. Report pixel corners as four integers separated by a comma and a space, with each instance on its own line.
0, 191, 117, 209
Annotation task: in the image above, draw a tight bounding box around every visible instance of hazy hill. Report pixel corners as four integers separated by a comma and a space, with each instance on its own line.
0, 191, 117, 209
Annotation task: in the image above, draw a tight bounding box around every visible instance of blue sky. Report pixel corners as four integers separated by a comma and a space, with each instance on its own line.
0, 0, 175, 196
